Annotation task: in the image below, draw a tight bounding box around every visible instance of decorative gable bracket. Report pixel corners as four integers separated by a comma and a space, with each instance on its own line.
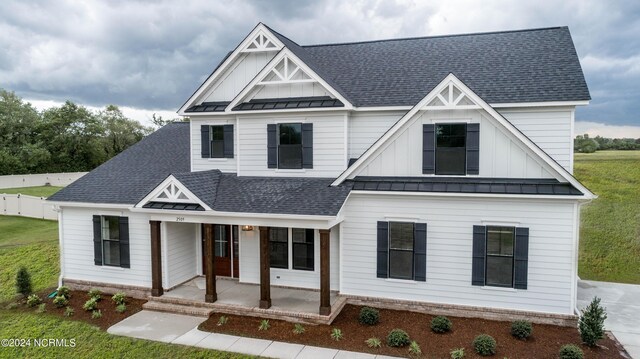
257, 55, 315, 85
135, 175, 211, 210
425, 82, 479, 110
241, 29, 281, 53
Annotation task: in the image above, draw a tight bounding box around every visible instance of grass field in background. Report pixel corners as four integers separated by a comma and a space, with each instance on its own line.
0, 216, 58, 247
575, 150, 640, 284
0, 186, 63, 197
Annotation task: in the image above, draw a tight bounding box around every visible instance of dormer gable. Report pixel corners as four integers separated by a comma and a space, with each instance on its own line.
136, 175, 211, 211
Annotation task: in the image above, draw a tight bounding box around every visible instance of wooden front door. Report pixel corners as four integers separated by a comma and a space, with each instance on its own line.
202, 224, 239, 278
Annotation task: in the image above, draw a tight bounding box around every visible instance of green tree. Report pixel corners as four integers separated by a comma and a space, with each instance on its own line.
574, 134, 599, 153
99, 105, 151, 158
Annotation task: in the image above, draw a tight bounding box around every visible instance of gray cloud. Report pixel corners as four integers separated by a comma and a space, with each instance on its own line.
0, 0, 639, 125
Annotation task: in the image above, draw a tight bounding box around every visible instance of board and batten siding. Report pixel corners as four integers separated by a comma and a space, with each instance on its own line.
203, 52, 276, 102
61, 207, 152, 288
352, 109, 556, 179
348, 111, 406, 159
340, 194, 578, 314
162, 222, 198, 289
251, 82, 330, 100
190, 117, 237, 173
239, 226, 340, 290
237, 113, 347, 177
498, 107, 574, 173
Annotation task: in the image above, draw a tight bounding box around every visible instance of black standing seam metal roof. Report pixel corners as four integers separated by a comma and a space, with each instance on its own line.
231, 96, 344, 111
185, 101, 229, 112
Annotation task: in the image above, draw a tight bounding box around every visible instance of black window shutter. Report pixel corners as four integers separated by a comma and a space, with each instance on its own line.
472, 225, 486, 286
223, 124, 234, 158
514, 227, 529, 289
92, 215, 102, 266
413, 223, 427, 281
200, 125, 210, 158
119, 217, 130, 269
466, 123, 480, 175
302, 123, 313, 169
422, 124, 435, 174
376, 221, 389, 278
267, 124, 277, 168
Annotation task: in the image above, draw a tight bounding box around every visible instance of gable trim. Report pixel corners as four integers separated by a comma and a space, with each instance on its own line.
135, 175, 212, 211
177, 23, 285, 115
226, 48, 354, 112
331, 73, 595, 199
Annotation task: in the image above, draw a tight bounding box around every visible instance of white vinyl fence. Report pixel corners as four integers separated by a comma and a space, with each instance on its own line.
1, 194, 57, 220
0, 172, 87, 189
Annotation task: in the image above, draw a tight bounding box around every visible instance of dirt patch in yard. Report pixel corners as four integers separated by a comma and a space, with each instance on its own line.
199, 304, 628, 358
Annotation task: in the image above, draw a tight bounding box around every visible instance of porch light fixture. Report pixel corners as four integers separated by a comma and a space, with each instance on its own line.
241, 225, 254, 231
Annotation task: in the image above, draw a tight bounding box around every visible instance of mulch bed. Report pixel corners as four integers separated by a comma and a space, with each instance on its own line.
16, 289, 146, 330
199, 304, 628, 358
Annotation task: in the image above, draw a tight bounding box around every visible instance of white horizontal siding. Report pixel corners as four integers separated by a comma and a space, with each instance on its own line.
61, 207, 152, 288
204, 52, 275, 102
499, 107, 574, 172
163, 222, 198, 288
340, 194, 577, 314
190, 118, 237, 173
348, 111, 405, 159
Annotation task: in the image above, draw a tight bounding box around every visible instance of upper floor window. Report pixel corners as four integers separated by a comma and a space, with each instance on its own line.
435, 123, 466, 175
209, 126, 225, 158
200, 124, 233, 159
278, 123, 303, 169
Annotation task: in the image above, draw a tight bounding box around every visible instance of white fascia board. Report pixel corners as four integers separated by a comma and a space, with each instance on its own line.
134, 175, 213, 211
350, 190, 590, 201
193, 107, 349, 116
491, 100, 590, 108
47, 201, 133, 209
177, 23, 284, 115
226, 48, 354, 112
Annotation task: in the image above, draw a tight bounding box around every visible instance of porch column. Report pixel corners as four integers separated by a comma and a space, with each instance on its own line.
150, 220, 163, 296
204, 224, 217, 303
319, 229, 331, 315
259, 226, 271, 309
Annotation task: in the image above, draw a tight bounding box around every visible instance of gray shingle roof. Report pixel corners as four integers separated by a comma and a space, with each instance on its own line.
48, 122, 191, 204
266, 25, 590, 107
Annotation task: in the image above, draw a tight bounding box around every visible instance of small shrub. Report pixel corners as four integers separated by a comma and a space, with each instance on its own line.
431, 315, 453, 333
559, 344, 584, 359
330, 328, 343, 341
258, 319, 270, 331
53, 295, 69, 308
473, 334, 497, 356
511, 320, 533, 340
91, 310, 102, 319
16, 266, 32, 296
83, 297, 98, 311
358, 306, 380, 326
366, 337, 382, 348
293, 323, 305, 335
450, 347, 465, 359
387, 329, 410, 347
64, 306, 75, 317
57, 286, 71, 299
26, 294, 41, 307
88, 289, 102, 301
216, 316, 228, 326
409, 341, 422, 355
36, 303, 46, 313
112, 292, 126, 305
579, 296, 607, 347
115, 304, 127, 313
5, 302, 18, 310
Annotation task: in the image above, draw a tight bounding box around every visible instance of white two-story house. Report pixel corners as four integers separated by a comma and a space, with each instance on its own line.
49, 23, 594, 324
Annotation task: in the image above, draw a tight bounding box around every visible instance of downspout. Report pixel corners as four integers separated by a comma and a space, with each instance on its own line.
573, 198, 593, 315
54, 205, 64, 288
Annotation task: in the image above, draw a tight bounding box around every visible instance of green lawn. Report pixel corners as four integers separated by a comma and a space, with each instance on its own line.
0, 311, 250, 358
575, 150, 640, 284
0, 216, 58, 247
0, 186, 63, 197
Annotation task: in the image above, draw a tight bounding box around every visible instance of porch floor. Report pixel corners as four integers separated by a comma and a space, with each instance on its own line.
164, 277, 338, 316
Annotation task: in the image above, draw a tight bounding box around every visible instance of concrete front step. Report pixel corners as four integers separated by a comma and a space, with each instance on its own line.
143, 300, 213, 317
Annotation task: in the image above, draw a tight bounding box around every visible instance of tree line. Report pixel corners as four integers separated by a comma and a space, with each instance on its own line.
574, 134, 640, 153
0, 89, 156, 175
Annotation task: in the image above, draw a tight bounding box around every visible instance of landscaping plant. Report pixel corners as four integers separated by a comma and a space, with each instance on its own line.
88, 289, 102, 301
473, 334, 497, 356
258, 319, 270, 331
578, 296, 607, 347
83, 297, 98, 311
26, 294, 41, 307
358, 306, 380, 325
365, 337, 382, 348
511, 320, 533, 340
15, 266, 32, 296
112, 292, 126, 305
217, 316, 228, 326
387, 329, 410, 347
91, 310, 102, 319
559, 344, 584, 359
292, 323, 305, 335
409, 341, 422, 355
450, 347, 465, 359
330, 328, 343, 341
64, 306, 75, 317
53, 295, 69, 308
116, 304, 127, 313
431, 315, 453, 333
36, 303, 46, 313
57, 285, 71, 299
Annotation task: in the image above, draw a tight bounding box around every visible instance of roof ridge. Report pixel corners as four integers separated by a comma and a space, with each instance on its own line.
302, 26, 567, 48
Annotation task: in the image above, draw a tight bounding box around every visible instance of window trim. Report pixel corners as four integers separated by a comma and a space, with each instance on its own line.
277, 122, 303, 169
434, 122, 468, 175
387, 221, 415, 281
209, 125, 226, 159
484, 226, 515, 288
101, 215, 121, 267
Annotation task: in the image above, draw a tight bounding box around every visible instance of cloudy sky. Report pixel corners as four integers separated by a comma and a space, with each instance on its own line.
1, 0, 639, 135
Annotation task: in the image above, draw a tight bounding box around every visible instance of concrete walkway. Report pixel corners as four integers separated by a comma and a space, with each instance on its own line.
108, 310, 400, 359
578, 280, 640, 358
